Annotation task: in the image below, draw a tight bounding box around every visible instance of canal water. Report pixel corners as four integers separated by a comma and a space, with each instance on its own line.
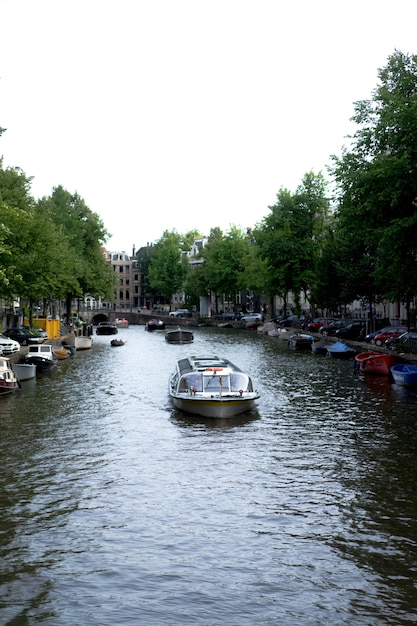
1, 325, 417, 625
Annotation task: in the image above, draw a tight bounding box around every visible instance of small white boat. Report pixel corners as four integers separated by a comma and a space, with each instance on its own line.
165, 327, 194, 344
66, 335, 93, 350
0, 357, 20, 394
25, 344, 57, 372
12, 361, 36, 381
391, 363, 417, 387
169, 355, 260, 418
75, 336, 93, 350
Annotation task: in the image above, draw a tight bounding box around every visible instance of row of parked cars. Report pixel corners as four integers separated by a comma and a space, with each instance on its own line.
306, 317, 417, 353
0, 326, 48, 355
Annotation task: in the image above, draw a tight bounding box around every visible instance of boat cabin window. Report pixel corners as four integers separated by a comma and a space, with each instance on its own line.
203, 373, 229, 392
179, 373, 203, 392
230, 373, 252, 392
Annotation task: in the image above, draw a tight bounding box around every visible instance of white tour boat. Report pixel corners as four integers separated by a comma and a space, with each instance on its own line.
169, 355, 260, 418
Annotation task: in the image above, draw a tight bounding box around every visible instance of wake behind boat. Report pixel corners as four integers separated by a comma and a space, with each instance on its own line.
169, 355, 259, 418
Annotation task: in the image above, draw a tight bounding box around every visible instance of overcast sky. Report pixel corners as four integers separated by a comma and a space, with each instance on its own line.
1, 0, 416, 252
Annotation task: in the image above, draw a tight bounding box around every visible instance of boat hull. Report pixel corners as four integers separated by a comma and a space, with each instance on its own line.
356, 352, 403, 376
391, 364, 417, 386
171, 395, 258, 418
25, 356, 56, 372
165, 329, 194, 344
12, 362, 36, 381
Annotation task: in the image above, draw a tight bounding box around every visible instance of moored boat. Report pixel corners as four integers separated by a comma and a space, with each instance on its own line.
53, 346, 71, 360
169, 355, 260, 418
12, 361, 36, 381
327, 341, 357, 359
355, 351, 403, 376
288, 333, 313, 350
311, 338, 331, 355
390, 363, 417, 387
24, 344, 57, 372
0, 357, 20, 394
72, 336, 93, 350
165, 327, 194, 344
96, 321, 118, 335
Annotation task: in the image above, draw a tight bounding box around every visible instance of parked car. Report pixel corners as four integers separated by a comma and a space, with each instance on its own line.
372, 326, 408, 347
213, 312, 240, 321
306, 317, 335, 332
240, 313, 263, 323
385, 330, 417, 354
277, 315, 299, 327
364, 325, 393, 343
0, 333, 20, 354
169, 309, 193, 317
386, 331, 417, 353
3, 327, 45, 345
335, 320, 368, 341
319, 319, 350, 336
27, 325, 48, 339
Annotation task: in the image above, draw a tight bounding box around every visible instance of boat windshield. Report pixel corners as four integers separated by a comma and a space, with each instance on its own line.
230, 372, 252, 392
179, 373, 203, 392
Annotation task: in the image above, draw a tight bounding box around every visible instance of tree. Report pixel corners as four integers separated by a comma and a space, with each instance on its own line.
148, 230, 189, 304
330, 50, 417, 326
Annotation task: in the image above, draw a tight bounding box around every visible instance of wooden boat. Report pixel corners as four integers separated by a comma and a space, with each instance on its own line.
288, 333, 313, 350
96, 321, 118, 335
24, 344, 57, 372
390, 363, 417, 387
145, 319, 165, 331
62, 343, 76, 355
0, 357, 20, 394
12, 361, 36, 381
169, 355, 260, 418
110, 339, 126, 347
355, 351, 403, 376
326, 341, 357, 359
165, 327, 194, 344
53, 346, 71, 360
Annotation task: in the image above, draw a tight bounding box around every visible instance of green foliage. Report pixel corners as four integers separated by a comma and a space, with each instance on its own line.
148, 230, 189, 300
330, 50, 417, 317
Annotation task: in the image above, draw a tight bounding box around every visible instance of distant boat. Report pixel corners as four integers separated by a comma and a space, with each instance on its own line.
165, 327, 194, 344
355, 351, 403, 376
115, 318, 129, 328
390, 363, 417, 387
96, 321, 118, 335
0, 357, 20, 394
326, 341, 357, 359
169, 355, 260, 418
145, 319, 165, 331
111, 339, 126, 347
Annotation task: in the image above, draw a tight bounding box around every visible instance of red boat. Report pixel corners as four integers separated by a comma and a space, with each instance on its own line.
355, 351, 404, 376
